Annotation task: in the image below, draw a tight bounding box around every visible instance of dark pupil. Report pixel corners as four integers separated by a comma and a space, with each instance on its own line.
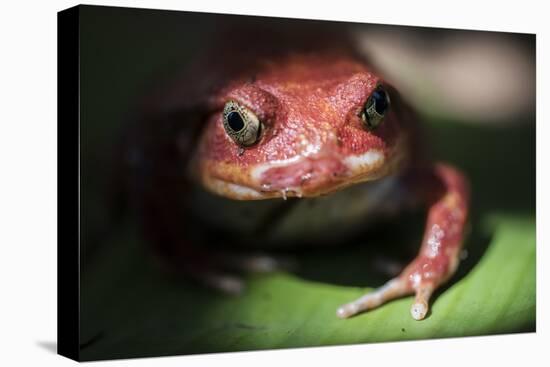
227, 111, 245, 131
372, 89, 388, 115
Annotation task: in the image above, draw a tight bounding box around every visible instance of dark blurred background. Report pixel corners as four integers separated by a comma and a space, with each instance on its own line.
78, 5, 535, 361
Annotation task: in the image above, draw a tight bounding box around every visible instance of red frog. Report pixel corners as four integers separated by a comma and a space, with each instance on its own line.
128, 22, 469, 321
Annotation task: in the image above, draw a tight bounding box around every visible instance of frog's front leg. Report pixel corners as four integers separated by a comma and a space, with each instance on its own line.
337, 163, 469, 320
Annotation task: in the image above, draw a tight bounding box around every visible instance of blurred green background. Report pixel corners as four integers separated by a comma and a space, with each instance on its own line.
78, 5, 535, 361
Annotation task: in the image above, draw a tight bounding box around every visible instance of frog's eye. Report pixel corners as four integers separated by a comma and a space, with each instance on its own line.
222, 100, 262, 146
361, 86, 391, 130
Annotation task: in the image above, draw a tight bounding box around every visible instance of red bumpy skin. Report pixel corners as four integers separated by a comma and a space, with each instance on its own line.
337, 163, 469, 320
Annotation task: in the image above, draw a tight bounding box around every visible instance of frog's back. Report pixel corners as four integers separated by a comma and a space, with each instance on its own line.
141, 17, 366, 119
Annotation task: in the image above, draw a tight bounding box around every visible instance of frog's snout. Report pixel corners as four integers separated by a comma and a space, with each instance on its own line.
199, 147, 388, 200
254, 156, 349, 196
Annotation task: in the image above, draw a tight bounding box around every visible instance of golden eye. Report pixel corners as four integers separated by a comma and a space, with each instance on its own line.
222, 100, 262, 146
361, 86, 391, 130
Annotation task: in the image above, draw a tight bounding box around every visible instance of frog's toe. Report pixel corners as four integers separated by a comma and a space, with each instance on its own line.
336, 278, 410, 319
219, 253, 297, 273
199, 272, 245, 295
336, 277, 437, 320
410, 301, 428, 320
410, 283, 434, 320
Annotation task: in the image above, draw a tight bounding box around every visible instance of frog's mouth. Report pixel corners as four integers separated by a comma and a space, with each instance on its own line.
200, 149, 397, 200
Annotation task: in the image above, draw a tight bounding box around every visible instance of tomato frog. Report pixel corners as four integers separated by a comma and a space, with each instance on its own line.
127, 23, 469, 321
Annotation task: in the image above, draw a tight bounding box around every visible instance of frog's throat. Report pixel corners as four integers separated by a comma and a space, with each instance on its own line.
199, 148, 404, 200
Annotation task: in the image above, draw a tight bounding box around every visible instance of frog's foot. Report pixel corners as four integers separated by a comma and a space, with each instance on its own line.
196, 271, 246, 295
336, 278, 409, 319
181, 252, 295, 295
335, 277, 434, 320
338, 164, 468, 320
219, 252, 296, 273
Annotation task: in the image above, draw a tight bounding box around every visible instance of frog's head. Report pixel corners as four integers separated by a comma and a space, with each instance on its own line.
194, 53, 408, 200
